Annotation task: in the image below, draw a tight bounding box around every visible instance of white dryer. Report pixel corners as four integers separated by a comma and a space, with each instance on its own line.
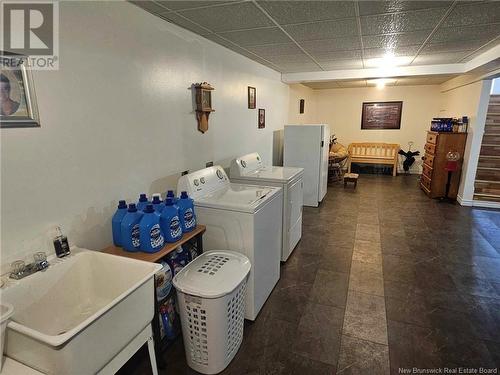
177, 166, 283, 321
230, 152, 304, 262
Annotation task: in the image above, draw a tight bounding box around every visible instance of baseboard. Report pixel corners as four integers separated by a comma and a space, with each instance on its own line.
457, 194, 500, 209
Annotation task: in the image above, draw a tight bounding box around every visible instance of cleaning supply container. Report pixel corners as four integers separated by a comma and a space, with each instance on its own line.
173, 250, 251, 375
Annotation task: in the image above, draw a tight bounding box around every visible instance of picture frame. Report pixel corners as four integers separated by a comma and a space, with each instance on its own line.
258, 108, 265, 129
299, 99, 305, 114
361, 101, 402, 130
248, 86, 256, 109
0, 52, 40, 128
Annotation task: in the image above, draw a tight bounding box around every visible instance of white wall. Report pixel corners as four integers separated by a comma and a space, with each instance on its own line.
0, 1, 289, 267
287, 84, 317, 124
312, 85, 443, 173
439, 79, 492, 203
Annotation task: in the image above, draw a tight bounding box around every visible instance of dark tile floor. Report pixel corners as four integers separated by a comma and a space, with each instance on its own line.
120, 175, 500, 374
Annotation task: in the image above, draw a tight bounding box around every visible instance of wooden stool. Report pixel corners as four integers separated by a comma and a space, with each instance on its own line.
344, 173, 359, 188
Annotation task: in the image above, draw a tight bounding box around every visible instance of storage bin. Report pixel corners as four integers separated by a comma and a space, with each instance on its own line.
173, 250, 251, 374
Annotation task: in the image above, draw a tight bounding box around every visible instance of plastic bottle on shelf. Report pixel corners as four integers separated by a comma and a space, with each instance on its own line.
152, 194, 165, 214
160, 198, 183, 243
137, 193, 149, 211
166, 190, 178, 206
112, 200, 128, 247
177, 191, 196, 233
121, 203, 143, 252
139, 204, 165, 253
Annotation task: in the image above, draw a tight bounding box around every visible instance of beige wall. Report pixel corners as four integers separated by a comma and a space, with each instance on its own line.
288, 84, 317, 124
312, 85, 443, 172
439, 79, 492, 203
0, 1, 289, 268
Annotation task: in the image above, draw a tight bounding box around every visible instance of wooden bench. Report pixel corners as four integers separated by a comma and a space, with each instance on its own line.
347, 142, 400, 176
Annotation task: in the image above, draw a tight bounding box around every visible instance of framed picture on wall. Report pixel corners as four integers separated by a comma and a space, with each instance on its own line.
361, 101, 402, 130
248, 86, 256, 109
258, 108, 265, 129
0, 52, 40, 128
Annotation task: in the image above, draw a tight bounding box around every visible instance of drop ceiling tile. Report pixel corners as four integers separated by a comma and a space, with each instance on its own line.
423, 40, 489, 54
246, 43, 304, 57
442, 2, 500, 27
461, 39, 500, 61
130, 1, 169, 14
284, 18, 359, 41
156, 1, 235, 11
360, 8, 447, 35
363, 45, 420, 58
358, 1, 452, 16
257, 1, 355, 24
363, 30, 430, 48
300, 36, 361, 53
413, 50, 474, 65
309, 50, 362, 61
218, 27, 290, 47
160, 12, 212, 35
430, 24, 500, 44
264, 53, 314, 65
319, 59, 364, 70
278, 62, 323, 73
177, 2, 274, 32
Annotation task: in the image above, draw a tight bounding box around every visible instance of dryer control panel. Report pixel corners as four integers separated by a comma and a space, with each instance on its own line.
230, 152, 263, 177
177, 166, 229, 199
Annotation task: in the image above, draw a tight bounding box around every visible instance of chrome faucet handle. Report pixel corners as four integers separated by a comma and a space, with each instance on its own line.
10, 260, 26, 279
33, 252, 49, 271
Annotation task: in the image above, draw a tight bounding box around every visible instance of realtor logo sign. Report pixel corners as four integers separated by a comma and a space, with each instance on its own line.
1, 1, 59, 69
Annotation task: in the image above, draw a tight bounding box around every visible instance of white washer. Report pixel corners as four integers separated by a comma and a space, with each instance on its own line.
177, 166, 283, 321
230, 152, 304, 262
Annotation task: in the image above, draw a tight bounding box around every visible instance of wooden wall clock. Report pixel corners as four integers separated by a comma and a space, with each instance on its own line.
194, 82, 214, 133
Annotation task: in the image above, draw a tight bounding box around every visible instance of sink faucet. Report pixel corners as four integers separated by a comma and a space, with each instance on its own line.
9, 252, 49, 280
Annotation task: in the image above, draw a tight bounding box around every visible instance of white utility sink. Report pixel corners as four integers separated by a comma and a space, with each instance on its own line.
1, 248, 161, 374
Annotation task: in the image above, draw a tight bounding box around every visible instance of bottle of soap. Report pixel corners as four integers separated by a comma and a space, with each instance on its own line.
151, 194, 165, 214
177, 191, 196, 233
166, 190, 178, 206
121, 203, 143, 252
111, 200, 127, 246
137, 193, 149, 211
53, 226, 70, 258
139, 204, 165, 253
160, 198, 183, 243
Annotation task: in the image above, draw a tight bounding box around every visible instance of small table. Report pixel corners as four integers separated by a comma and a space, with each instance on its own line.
102, 225, 206, 368
344, 173, 359, 188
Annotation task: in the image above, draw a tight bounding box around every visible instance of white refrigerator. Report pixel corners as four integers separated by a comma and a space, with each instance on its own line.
283, 124, 330, 207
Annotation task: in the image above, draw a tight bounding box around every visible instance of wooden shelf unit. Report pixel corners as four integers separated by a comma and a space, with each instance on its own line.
420, 131, 467, 199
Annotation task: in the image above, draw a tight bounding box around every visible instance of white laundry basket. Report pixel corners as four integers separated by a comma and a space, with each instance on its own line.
173, 250, 251, 375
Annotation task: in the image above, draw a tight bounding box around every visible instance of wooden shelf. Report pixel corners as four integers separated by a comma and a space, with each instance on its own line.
102, 225, 206, 263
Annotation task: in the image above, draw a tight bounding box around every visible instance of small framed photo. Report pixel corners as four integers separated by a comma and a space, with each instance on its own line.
258, 108, 265, 129
248, 86, 256, 109
1, 53, 40, 128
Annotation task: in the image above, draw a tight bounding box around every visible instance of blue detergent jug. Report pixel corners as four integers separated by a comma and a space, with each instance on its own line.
166, 190, 178, 205
137, 193, 149, 211
139, 204, 165, 253
152, 194, 165, 214
160, 198, 183, 243
112, 200, 127, 246
178, 191, 196, 232
121, 203, 143, 252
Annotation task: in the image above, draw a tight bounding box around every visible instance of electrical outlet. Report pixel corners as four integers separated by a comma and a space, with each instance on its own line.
206, 161, 213, 167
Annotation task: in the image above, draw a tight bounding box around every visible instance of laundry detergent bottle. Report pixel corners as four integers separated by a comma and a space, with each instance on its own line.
152, 194, 165, 214
160, 198, 183, 243
178, 191, 196, 232
121, 203, 143, 252
139, 204, 164, 253
111, 200, 127, 246
166, 190, 178, 206
137, 193, 149, 211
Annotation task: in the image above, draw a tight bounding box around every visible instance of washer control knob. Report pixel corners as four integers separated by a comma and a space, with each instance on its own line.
194, 179, 199, 186
216, 169, 224, 179
200, 177, 205, 184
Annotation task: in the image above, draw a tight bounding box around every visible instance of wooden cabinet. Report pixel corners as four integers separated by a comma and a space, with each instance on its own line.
420, 131, 467, 199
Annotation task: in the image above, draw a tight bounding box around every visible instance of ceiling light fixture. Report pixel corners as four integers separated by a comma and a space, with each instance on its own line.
368, 78, 396, 89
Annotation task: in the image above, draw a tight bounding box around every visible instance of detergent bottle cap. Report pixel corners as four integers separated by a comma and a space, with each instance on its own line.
144, 204, 154, 213
118, 200, 127, 209
167, 190, 175, 198
152, 195, 162, 204
128, 203, 138, 212
139, 193, 148, 202
180, 191, 188, 199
